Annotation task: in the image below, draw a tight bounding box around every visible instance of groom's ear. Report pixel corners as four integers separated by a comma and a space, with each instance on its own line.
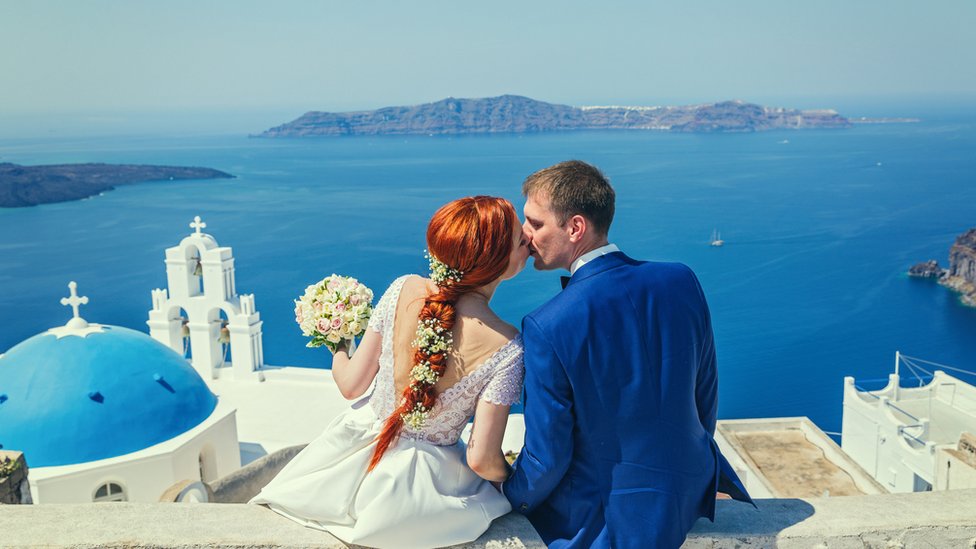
567, 214, 587, 243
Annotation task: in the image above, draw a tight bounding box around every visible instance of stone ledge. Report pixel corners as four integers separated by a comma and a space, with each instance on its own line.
2, 490, 975, 548
0, 503, 544, 548
685, 489, 976, 548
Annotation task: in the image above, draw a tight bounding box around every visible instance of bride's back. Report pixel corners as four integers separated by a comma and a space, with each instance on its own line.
390, 276, 517, 397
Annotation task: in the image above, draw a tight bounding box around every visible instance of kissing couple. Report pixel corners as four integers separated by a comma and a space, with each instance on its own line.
250, 161, 752, 548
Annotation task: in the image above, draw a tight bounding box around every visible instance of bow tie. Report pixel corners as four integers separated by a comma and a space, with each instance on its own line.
560, 276, 571, 289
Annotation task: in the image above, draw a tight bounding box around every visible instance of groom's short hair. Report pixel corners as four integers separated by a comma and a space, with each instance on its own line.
522, 160, 615, 236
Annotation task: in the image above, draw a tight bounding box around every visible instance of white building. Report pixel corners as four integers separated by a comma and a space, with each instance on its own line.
144, 216, 362, 464
147, 216, 265, 383
842, 353, 976, 493
0, 282, 240, 503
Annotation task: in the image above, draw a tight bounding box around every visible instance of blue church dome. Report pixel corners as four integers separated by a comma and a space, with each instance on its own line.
0, 325, 217, 467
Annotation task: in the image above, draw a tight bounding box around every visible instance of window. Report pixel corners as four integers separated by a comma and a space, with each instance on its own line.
93, 481, 126, 502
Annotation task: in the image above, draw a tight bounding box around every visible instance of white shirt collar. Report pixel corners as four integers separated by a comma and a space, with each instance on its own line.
570, 243, 620, 275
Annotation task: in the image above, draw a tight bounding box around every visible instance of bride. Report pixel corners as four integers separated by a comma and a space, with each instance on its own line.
250, 196, 529, 548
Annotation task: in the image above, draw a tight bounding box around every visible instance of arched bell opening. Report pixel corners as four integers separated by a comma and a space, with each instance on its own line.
177, 307, 192, 359
182, 243, 206, 298
206, 306, 237, 369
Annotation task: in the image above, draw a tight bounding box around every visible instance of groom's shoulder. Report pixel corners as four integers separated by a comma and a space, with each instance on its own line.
635, 259, 699, 281
592, 255, 698, 287
591, 258, 704, 302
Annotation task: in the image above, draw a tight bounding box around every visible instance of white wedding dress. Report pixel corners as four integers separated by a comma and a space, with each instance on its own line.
250, 275, 524, 549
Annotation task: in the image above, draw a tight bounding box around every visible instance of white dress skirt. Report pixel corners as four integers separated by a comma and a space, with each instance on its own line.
250, 276, 525, 549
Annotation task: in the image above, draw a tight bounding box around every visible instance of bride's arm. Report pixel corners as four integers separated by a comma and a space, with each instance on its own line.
467, 401, 513, 483
330, 330, 382, 400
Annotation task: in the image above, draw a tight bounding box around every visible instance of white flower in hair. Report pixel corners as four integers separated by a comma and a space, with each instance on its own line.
403, 308, 455, 430
425, 250, 463, 286
402, 404, 431, 430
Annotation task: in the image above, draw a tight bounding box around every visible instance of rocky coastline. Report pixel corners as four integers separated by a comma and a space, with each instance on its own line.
0, 163, 234, 207
909, 228, 976, 307
257, 95, 854, 138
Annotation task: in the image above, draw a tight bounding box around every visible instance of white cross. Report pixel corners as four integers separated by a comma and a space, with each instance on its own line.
190, 216, 206, 235
61, 281, 89, 320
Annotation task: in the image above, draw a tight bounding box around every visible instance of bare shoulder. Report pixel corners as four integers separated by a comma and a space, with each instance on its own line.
456, 297, 520, 347
493, 318, 520, 341
398, 275, 434, 302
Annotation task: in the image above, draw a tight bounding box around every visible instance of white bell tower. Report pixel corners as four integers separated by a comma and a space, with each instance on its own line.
147, 216, 265, 381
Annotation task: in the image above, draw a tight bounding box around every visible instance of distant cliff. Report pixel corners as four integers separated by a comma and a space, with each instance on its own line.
909, 228, 976, 307
0, 163, 234, 207
945, 229, 976, 306
256, 95, 852, 137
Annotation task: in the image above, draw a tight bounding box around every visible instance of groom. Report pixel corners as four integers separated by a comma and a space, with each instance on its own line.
503, 161, 752, 548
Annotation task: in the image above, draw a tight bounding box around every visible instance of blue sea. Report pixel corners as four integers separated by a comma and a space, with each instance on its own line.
2, 103, 975, 435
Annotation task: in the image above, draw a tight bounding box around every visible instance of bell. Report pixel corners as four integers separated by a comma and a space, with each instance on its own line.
218, 326, 231, 344
181, 319, 190, 338
192, 259, 203, 277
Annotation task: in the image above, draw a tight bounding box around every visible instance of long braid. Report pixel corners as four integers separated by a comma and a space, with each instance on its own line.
366, 196, 517, 472
367, 284, 460, 472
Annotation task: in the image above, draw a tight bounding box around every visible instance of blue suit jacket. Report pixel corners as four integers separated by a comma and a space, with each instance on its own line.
503, 252, 751, 549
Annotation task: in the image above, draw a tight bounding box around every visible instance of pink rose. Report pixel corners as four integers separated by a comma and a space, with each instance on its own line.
331, 317, 343, 329
349, 295, 361, 306
316, 318, 331, 333
336, 302, 346, 311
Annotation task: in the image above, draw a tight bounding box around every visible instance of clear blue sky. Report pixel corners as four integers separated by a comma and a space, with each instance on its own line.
2, 0, 975, 115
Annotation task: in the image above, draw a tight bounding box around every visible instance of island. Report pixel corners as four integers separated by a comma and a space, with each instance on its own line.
0, 163, 235, 208
909, 228, 976, 307
256, 95, 855, 138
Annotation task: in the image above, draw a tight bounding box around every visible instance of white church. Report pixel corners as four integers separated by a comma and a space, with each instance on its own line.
0, 217, 382, 503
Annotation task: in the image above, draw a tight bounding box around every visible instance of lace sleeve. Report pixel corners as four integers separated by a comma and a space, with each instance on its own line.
367, 275, 408, 334
479, 338, 525, 406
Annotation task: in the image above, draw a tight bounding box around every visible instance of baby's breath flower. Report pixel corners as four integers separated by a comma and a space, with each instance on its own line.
425, 250, 463, 286
403, 306, 457, 429
402, 405, 430, 430
410, 361, 439, 385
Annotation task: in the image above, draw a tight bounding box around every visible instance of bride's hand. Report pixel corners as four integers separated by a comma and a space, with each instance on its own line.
331, 338, 357, 357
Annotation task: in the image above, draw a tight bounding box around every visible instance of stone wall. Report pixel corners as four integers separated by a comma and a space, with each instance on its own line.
210, 444, 306, 503
0, 450, 31, 504
2, 490, 976, 548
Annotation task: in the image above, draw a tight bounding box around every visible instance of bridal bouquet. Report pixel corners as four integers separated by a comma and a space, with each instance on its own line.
295, 275, 374, 353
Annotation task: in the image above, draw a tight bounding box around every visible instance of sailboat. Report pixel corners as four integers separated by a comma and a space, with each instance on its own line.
710, 229, 724, 247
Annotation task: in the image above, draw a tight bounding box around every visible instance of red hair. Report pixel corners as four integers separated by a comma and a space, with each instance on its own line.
367, 196, 519, 471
